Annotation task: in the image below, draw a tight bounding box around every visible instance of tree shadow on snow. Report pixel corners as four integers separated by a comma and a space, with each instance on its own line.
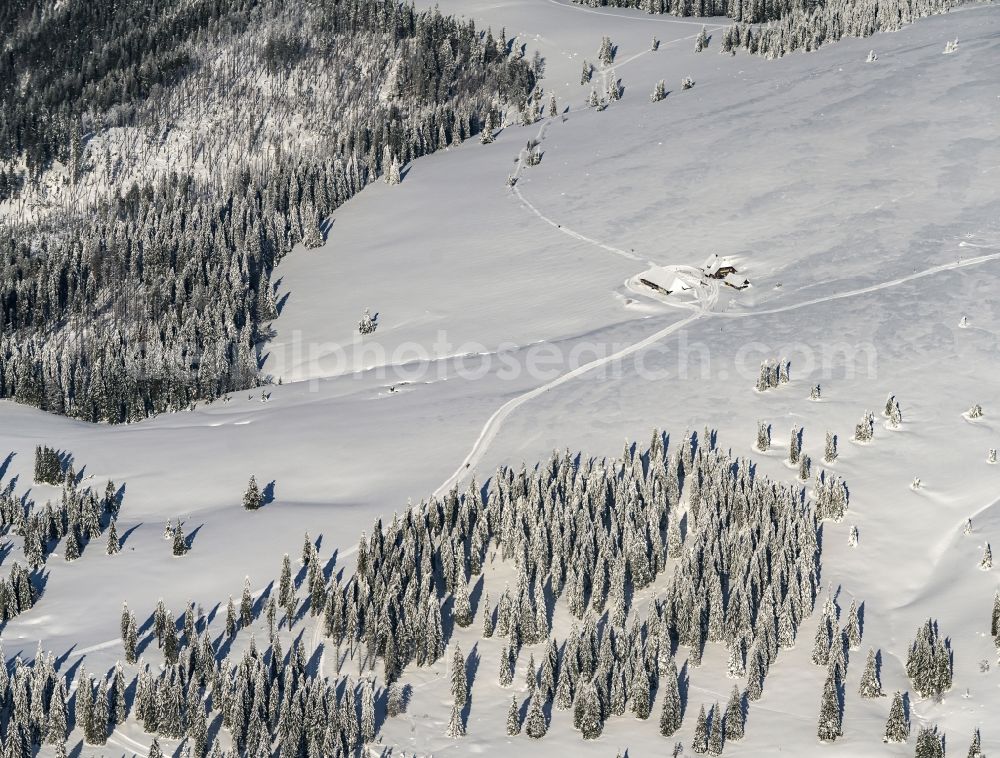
118, 523, 143, 549
261, 480, 276, 506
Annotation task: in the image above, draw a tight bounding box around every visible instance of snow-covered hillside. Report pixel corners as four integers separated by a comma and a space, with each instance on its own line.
0, 0, 999, 755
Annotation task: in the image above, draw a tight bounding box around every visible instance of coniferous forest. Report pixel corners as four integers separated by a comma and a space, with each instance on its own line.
0, 0, 536, 422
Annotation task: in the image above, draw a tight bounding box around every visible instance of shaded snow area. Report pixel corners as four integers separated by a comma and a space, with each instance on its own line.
2, 1, 1000, 756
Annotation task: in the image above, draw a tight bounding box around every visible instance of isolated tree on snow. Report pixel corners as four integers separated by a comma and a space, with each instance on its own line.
724, 685, 744, 741
607, 72, 620, 101
580, 61, 593, 84
757, 421, 771, 452
695, 26, 709, 52
451, 646, 468, 707
980, 543, 992, 570
817, 669, 842, 742
883, 691, 909, 743
651, 80, 667, 102
598, 36, 614, 65
822, 431, 836, 462
506, 694, 521, 735
967, 728, 982, 758
480, 111, 495, 145
859, 648, 883, 698
243, 476, 261, 510
789, 426, 802, 464
548, 92, 558, 117
106, 519, 120, 555
799, 453, 811, 481
682, 76, 695, 90
148, 738, 164, 758
172, 522, 187, 556
358, 307, 377, 335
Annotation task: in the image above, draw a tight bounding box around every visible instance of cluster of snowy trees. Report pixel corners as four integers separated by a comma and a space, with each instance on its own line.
755, 359, 790, 392
0, 0, 537, 423
87, 428, 826, 752
12, 464, 122, 567
905, 619, 952, 699
312, 430, 824, 745
718, 0, 965, 58
31, 447, 65, 486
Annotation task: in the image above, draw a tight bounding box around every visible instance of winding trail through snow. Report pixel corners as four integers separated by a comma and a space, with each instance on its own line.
439, 110, 1000, 498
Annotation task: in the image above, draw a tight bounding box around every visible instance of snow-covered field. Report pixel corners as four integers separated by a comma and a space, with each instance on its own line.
3, 0, 1000, 755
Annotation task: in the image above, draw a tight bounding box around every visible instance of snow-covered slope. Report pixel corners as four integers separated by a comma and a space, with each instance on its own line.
1, 1, 999, 755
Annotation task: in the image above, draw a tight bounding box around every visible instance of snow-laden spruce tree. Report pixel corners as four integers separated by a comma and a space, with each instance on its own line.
799, 453, 811, 481
915, 726, 945, 757
707, 702, 723, 756
967, 728, 982, 758
695, 26, 709, 52
859, 648, 883, 698
506, 694, 521, 735
445, 703, 465, 738
883, 691, 909, 742
788, 426, 802, 466
659, 657, 683, 736
453, 578, 473, 627
817, 669, 842, 742
578, 680, 603, 739
598, 36, 615, 65
451, 645, 468, 707
525, 690, 548, 738
691, 704, 709, 754
824, 431, 838, 463
358, 308, 377, 335
846, 600, 862, 649
756, 421, 771, 452
980, 543, 992, 570
171, 522, 187, 556
652, 36, 660, 51
682, 76, 696, 90
243, 476, 261, 510
106, 519, 120, 555
854, 410, 876, 442
651, 80, 667, 102
724, 685, 744, 741
581, 60, 593, 84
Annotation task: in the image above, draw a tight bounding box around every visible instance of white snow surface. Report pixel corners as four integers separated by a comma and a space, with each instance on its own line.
3, 1, 1000, 755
